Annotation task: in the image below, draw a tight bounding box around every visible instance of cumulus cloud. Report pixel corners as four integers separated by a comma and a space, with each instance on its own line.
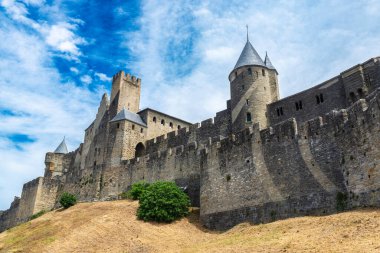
80, 75, 93, 85
45, 22, 87, 57
70, 67, 79, 74
1, 0, 87, 60
95, 72, 112, 82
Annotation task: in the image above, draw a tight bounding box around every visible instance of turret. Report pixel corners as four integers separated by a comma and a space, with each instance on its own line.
229, 33, 279, 132
44, 137, 69, 177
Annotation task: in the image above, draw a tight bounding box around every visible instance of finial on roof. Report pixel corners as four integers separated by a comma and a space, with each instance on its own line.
246, 24, 249, 42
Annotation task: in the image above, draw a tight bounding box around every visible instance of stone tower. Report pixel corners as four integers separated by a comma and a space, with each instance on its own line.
110, 71, 141, 118
229, 37, 279, 131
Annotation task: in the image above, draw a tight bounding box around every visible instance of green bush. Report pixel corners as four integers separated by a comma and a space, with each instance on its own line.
137, 181, 190, 222
128, 181, 150, 200
30, 210, 46, 220
59, 192, 77, 209
119, 191, 130, 200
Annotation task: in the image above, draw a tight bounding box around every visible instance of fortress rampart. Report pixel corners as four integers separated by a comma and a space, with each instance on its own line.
1, 39, 379, 232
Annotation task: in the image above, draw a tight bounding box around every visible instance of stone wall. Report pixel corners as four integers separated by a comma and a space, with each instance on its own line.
199, 88, 380, 230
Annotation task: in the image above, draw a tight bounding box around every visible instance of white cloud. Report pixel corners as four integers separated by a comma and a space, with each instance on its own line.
80, 75, 93, 85
0, 12, 104, 209
70, 67, 79, 74
95, 72, 112, 82
1, 1, 87, 60
122, 0, 380, 123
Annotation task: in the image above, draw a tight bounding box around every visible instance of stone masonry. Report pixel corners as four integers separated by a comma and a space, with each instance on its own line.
1, 37, 379, 232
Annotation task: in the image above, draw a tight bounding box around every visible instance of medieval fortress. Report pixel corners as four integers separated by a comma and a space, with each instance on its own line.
1, 37, 380, 231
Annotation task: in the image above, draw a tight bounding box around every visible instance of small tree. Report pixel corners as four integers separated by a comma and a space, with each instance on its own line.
128, 181, 150, 200
59, 192, 77, 209
137, 181, 190, 222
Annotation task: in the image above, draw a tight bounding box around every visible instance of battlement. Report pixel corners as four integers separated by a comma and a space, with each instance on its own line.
112, 70, 141, 86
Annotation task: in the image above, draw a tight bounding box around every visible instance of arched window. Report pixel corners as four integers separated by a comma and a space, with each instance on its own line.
262, 69, 266, 76
161, 119, 165, 125
246, 112, 252, 122
169, 122, 173, 128
153, 117, 156, 123
135, 142, 145, 158
178, 125, 181, 130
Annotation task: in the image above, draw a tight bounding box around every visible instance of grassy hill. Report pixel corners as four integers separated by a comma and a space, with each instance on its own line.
0, 200, 379, 252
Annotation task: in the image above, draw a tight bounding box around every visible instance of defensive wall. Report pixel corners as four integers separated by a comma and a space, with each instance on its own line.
200, 88, 380, 229
0, 57, 379, 232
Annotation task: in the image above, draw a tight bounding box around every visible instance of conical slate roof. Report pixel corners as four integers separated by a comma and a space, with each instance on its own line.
233, 40, 265, 70
54, 138, 68, 154
110, 107, 147, 127
264, 52, 276, 70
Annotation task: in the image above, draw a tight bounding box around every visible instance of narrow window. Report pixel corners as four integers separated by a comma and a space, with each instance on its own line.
153, 117, 156, 123
235, 71, 237, 78
169, 122, 173, 128
276, 108, 280, 117
262, 69, 265, 76
299, 101, 303, 109
295, 102, 299, 111
116, 123, 120, 128
242, 85, 245, 90
357, 88, 364, 98
255, 71, 259, 78
316, 95, 320, 104
246, 112, 252, 122
132, 124, 135, 130
320, 94, 324, 103
349, 92, 356, 102
177, 125, 181, 130
140, 128, 143, 133
246, 99, 249, 105
248, 68, 252, 76
161, 119, 165, 125
280, 107, 284, 115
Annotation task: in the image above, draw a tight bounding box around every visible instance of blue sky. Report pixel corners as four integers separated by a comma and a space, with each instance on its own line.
1, 0, 380, 210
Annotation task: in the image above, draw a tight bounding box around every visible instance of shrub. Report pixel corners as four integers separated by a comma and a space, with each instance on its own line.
119, 191, 130, 200
59, 192, 77, 209
128, 181, 150, 200
30, 210, 46, 220
137, 181, 190, 222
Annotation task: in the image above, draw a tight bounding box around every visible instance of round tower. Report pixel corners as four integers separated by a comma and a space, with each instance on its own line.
229, 36, 279, 132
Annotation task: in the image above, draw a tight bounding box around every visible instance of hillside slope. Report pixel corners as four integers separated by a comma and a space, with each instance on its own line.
0, 200, 379, 253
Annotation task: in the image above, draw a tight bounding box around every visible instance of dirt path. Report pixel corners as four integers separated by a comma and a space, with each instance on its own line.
0, 200, 379, 252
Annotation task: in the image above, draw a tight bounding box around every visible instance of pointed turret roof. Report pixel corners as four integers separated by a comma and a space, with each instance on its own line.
54, 137, 68, 154
264, 52, 276, 71
233, 39, 265, 71
110, 107, 147, 127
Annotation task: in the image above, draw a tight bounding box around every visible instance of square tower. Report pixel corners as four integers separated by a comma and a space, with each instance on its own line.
110, 71, 141, 117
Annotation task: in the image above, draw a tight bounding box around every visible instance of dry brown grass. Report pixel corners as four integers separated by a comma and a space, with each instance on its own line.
0, 200, 379, 253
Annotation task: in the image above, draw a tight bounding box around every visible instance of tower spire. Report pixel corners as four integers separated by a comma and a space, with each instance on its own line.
246, 24, 249, 41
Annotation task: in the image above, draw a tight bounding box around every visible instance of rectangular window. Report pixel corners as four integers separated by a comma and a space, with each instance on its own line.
316, 94, 324, 104
276, 107, 284, 117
